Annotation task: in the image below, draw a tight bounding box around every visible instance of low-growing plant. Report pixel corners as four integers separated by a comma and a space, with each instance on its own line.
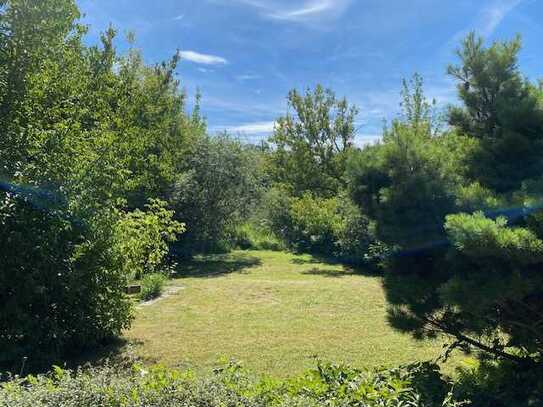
0, 361, 464, 407
139, 273, 167, 302
233, 223, 285, 251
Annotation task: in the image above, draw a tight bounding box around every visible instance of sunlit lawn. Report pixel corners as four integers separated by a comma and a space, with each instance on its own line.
126, 250, 464, 377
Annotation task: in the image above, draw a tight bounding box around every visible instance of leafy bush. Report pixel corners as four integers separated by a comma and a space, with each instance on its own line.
139, 274, 167, 302
171, 135, 263, 255
261, 186, 294, 244
0, 361, 463, 406
0, 364, 257, 407
0, 193, 133, 369
114, 199, 184, 280
286, 193, 344, 255
263, 188, 374, 261
276, 361, 456, 406
453, 359, 543, 406
233, 223, 285, 251
333, 199, 376, 265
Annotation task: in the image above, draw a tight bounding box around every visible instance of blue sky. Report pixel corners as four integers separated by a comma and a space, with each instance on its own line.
77, 0, 542, 144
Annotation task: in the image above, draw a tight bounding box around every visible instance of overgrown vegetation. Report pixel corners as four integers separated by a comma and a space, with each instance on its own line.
139, 274, 168, 302
115, 199, 184, 280
171, 134, 264, 255
0, 361, 464, 407
1, 0, 543, 403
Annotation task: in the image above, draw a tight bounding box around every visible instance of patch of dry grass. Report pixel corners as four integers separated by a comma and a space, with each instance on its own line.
126, 250, 464, 377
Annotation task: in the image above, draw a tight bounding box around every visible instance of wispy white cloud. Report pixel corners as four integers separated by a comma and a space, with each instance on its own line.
203, 95, 285, 116
178, 50, 228, 65
447, 0, 522, 46
218, 0, 353, 23
173, 14, 185, 21
236, 73, 262, 81
270, 0, 351, 21
478, 0, 522, 37
212, 121, 276, 135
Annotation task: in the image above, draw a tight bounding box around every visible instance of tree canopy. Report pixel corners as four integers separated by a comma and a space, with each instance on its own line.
268, 85, 358, 197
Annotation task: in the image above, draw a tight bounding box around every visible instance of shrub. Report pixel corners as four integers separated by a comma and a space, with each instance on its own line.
0, 193, 133, 370
233, 223, 285, 251
454, 359, 543, 406
263, 188, 374, 261
286, 193, 344, 255
264, 190, 344, 255
0, 364, 257, 407
333, 198, 376, 264
139, 274, 167, 302
114, 199, 184, 280
261, 186, 293, 245
0, 361, 463, 406
171, 135, 263, 255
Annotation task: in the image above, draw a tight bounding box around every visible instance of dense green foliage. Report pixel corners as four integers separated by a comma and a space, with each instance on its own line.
0, 362, 462, 407
268, 85, 357, 197
233, 222, 285, 251
171, 134, 264, 254
262, 190, 373, 261
0, 0, 190, 365
2, 0, 543, 401
346, 37, 543, 370
454, 359, 543, 406
139, 273, 167, 302
0, 0, 266, 368
347, 75, 467, 251
262, 86, 374, 261
115, 199, 184, 280
0, 193, 132, 367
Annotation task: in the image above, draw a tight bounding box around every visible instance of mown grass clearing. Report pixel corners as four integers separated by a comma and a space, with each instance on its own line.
126, 250, 464, 377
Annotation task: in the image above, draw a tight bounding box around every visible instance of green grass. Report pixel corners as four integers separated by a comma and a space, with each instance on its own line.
126, 250, 465, 377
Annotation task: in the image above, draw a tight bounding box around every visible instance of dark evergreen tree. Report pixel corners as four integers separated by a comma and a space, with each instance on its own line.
349, 40, 543, 367
448, 33, 543, 192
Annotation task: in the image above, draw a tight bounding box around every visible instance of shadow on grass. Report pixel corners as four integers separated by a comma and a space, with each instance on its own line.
301, 267, 355, 278
1, 337, 141, 378
174, 252, 262, 278
291, 257, 325, 265
63, 337, 144, 370
292, 254, 381, 278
